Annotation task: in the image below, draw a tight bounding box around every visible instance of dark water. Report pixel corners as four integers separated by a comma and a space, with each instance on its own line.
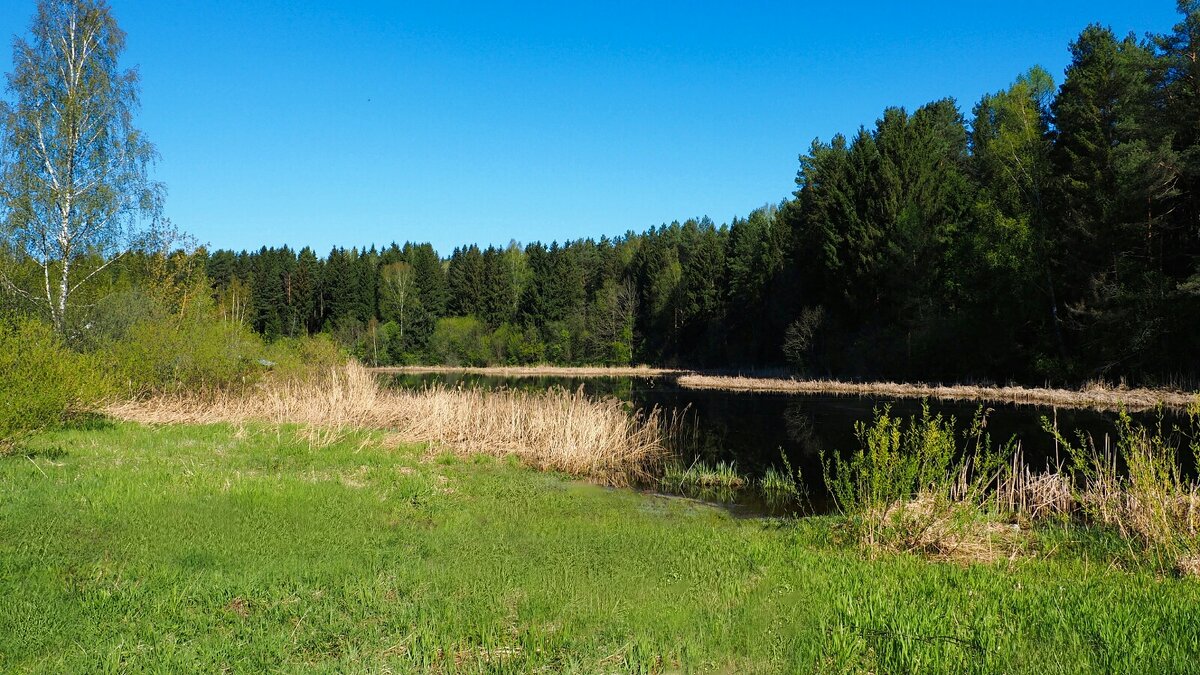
385, 373, 1189, 514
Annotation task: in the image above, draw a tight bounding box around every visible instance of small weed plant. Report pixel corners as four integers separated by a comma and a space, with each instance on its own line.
661, 459, 749, 501
759, 449, 806, 509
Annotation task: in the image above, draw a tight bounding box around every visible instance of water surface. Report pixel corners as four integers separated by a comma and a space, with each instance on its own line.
385, 372, 1187, 514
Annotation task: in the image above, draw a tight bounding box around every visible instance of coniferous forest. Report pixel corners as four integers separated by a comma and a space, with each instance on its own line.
9, 7, 1200, 385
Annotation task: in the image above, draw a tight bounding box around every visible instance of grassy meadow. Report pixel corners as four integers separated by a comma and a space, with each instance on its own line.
3, 421, 1200, 673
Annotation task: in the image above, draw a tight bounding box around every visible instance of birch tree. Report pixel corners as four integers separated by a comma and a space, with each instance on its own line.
0, 0, 162, 332
379, 261, 418, 345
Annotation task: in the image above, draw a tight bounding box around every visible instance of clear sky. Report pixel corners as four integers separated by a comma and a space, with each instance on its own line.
0, 1, 1183, 255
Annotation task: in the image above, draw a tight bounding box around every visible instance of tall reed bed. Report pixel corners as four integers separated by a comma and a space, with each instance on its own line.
108, 362, 671, 486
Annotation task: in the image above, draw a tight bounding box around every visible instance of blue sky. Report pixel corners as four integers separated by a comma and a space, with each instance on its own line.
0, 1, 1182, 255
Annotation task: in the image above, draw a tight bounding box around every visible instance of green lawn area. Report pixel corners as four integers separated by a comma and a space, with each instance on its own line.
2, 422, 1198, 673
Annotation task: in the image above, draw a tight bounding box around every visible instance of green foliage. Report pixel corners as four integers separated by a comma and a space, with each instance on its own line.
428, 316, 490, 366
759, 450, 806, 509
260, 333, 345, 380
185, 27, 1200, 384
823, 404, 953, 516
822, 404, 1012, 547
489, 322, 545, 365
1043, 407, 1200, 570
4, 4, 1192, 383
101, 307, 264, 395
95, 283, 347, 395
607, 328, 633, 365
962, 69, 1057, 376
661, 459, 749, 502
0, 317, 106, 449
0, 0, 162, 332
665, 450, 806, 510
540, 319, 574, 364
759, 465, 801, 498
446, 245, 485, 317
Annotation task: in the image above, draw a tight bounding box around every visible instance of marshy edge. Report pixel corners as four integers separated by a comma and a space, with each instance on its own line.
373, 366, 1199, 412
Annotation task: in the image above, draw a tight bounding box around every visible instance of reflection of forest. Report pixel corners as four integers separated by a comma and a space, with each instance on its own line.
784, 403, 823, 457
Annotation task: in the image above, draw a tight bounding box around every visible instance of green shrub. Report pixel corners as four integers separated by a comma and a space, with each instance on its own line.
429, 316, 490, 366
1045, 407, 1200, 571
541, 321, 573, 364
823, 404, 955, 516
100, 310, 264, 395
822, 404, 1012, 549
0, 318, 107, 449
72, 289, 159, 350
489, 323, 545, 365
605, 332, 633, 366
262, 333, 347, 380
100, 305, 350, 396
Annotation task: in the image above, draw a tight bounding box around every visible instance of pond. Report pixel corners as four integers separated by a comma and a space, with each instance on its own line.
384, 372, 1189, 515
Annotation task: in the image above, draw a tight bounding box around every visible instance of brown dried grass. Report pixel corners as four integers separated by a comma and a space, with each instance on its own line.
678, 374, 1195, 412
1178, 556, 1200, 579
107, 362, 670, 487
868, 496, 1029, 564
373, 365, 684, 378
993, 450, 1076, 520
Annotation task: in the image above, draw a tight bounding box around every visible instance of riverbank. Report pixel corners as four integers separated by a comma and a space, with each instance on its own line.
4, 421, 1199, 672
375, 366, 1198, 411
677, 374, 1198, 412
373, 364, 685, 378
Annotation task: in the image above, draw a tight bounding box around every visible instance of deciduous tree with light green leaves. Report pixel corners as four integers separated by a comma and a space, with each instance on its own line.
0, 0, 162, 334
379, 260, 419, 346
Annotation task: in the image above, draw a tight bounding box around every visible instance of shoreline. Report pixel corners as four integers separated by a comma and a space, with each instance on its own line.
372, 365, 1198, 412
371, 364, 686, 378
677, 374, 1196, 412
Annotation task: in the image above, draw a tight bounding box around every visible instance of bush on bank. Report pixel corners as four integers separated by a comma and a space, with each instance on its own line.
0, 317, 108, 450
1, 292, 349, 447
823, 401, 1200, 573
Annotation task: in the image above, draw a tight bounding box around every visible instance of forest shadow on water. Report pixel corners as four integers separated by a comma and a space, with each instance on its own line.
384, 373, 1189, 516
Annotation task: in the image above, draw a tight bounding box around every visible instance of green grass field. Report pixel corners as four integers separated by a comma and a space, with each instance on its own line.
2, 422, 1199, 673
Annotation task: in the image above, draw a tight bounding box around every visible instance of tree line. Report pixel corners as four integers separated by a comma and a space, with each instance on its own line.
4, 2, 1200, 386
190, 6, 1200, 384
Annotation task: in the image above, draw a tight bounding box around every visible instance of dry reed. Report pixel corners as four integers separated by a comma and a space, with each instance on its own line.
868, 496, 1028, 564
993, 449, 1075, 520
107, 363, 671, 486
678, 374, 1196, 412
373, 365, 684, 378
959, 426, 1199, 569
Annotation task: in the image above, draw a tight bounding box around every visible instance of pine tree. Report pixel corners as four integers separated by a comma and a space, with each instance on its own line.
1050, 25, 1163, 374
478, 246, 515, 328
446, 245, 484, 317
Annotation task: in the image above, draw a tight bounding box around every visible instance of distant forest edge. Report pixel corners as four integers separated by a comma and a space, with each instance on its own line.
7, 6, 1200, 387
